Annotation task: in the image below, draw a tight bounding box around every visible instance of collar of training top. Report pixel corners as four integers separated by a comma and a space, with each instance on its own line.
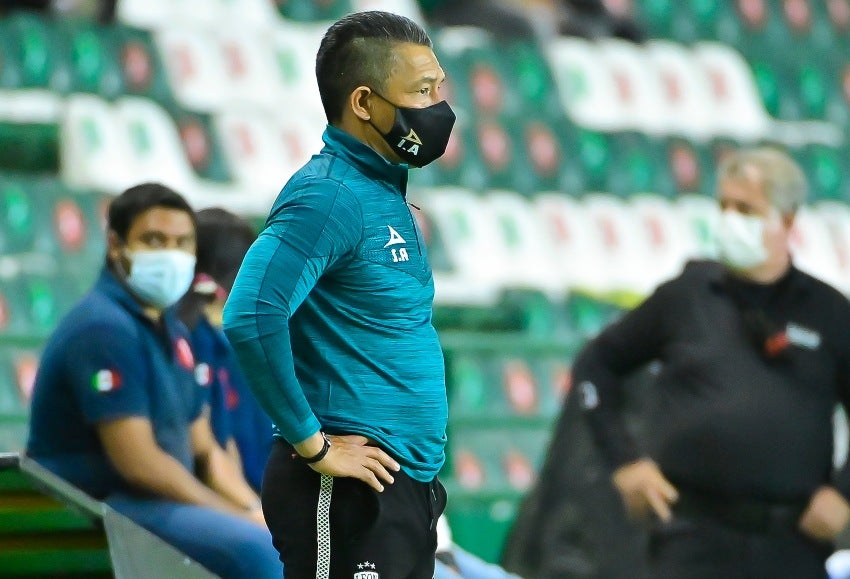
706, 261, 811, 298
321, 124, 409, 195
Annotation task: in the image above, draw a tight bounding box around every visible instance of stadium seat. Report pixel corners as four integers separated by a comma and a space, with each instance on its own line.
582, 193, 660, 299
114, 97, 197, 193
112, 25, 177, 104
796, 144, 848, 203
605, 131, 672, 197
501, 41, 564, 121
532, 193, 612, 296
220, 0, 281, 29
117, 0, 173, 29
268, 21, 327, 121
482, 191, 568, 296
515, 117, 583, 196
169, 108, 233, 184
0, 176, 35, 256
350, 0, 425, 24
3, 12, 66, 91
214, 109, 293, 200
53, 21, 121, 98
814, 200, 850, 293
633, 0, 675, 39
790, 206, 847, 293
691, 42, 771, 141
427, 119, 490, 192
49, 188, 108, 274
155, 25, 229, 112
276, 0, 353, 22
629, 193, 692, 286
546, 37, 626, 132
643, 40, 717, 141
413, 188, 501, 306
595, 38, 668, 135
675, 192, 721, 259
416, 188, 508, 295
212, 29, 281, 110
60, 94, 135, 193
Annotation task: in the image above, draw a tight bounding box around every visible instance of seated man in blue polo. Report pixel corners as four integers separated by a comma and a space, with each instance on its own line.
26, 183, 281, 579
177, 207, 273, 492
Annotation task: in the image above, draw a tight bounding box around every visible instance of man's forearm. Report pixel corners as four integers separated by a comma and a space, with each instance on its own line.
121, 447, 248, 516
197, 445, 260, 510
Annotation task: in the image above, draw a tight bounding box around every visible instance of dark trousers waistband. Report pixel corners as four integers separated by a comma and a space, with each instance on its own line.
674, 489, 807, 533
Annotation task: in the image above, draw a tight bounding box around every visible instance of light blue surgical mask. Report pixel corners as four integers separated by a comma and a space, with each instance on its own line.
125, 249, 196, 308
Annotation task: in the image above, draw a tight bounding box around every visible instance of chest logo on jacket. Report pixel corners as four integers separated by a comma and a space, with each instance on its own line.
383, 225, 409, 262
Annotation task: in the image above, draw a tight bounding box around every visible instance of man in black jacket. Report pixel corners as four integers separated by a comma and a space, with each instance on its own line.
574, 147, 850, 579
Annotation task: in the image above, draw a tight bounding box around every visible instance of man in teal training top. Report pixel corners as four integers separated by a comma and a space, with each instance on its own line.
223, 10, 456, 578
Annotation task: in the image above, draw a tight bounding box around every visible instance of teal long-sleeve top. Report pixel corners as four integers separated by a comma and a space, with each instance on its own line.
222, 125, 448, 482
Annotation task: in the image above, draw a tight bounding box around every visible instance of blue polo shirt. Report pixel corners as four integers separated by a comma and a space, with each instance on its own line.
224, 125, 448, 482
27, 267, 204, 499
190, 317, 273, 491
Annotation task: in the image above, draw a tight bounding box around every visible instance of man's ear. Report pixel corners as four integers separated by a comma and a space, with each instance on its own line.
106, 230, 123, 262
349, 86, 373, 122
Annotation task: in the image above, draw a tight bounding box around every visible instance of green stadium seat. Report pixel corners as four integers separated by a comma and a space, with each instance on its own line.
54, 21, 122, 98
633, 0, 675, 39
685, 0, 741, 43
443, 425, 554, 562
502, 41, 564, 120
444, 492, 519, 565
565, 293, 623, 339
665, 136, 717, 195
0, 347, 36, 451
796, 144, 849, 203
0, 21, 24, 89
170, 108, 233, 183
607, 132, 670, 197
113, 25, 176, 104
0, 177, 35, 255
446, 354, 491, 420
427, 121, 489, 192
3, 13, 64, 90
0, 350, 24, 418
277, 0, 353, 22
575, 129, 612, 192
514, 117, 583, 196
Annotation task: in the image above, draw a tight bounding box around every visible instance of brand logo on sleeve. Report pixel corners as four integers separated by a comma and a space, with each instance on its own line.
383, 225, 409, 262
383, 225, 407, 247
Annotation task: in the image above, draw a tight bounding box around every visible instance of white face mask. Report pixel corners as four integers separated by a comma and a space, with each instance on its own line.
715, 210, 770, 270
125, 249, 196, 308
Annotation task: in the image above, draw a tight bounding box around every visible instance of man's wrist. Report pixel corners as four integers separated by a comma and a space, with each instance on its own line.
299, 432, 332, 463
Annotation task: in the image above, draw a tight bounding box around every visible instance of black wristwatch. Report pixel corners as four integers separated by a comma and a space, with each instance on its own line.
300, 432, 332, 464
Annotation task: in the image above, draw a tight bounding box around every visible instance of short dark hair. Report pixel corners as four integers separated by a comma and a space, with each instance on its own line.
316, 10, 432, 124
107, 182, 196, 241
195, 208, 256, 292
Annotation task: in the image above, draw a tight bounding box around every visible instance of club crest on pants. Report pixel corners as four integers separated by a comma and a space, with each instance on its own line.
354, 561, 378, 579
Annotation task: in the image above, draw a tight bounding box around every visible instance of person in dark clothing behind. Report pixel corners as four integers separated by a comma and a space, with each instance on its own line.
573, 147, 850, 579
177, 208, 273, 492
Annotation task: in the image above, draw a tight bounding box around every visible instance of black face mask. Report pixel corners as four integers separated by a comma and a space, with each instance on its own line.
370, 91, 456, 167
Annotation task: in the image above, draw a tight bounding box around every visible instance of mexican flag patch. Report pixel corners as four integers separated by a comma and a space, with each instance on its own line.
92, 369, 122, 393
